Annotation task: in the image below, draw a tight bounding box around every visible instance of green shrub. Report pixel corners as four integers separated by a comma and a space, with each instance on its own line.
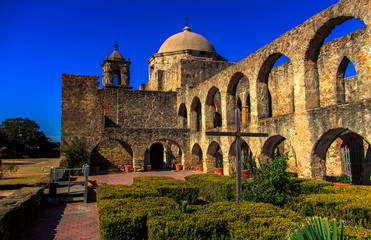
286, 192, 371, 229
99, 210, 148, 240
291, 177, 334, 195
133, 176, 182, 186
344, 224, 371, 239
131, 176, 199, 204
322, 185, 371, 194
185, 174, 235, 202
201, 201, 300, 240
242, 154, 292, 206
337, 174, 351, 183
148, 214, 230, 240
97, 185, 158, 201
98, 197, 178, 240
156, 185, 199, 204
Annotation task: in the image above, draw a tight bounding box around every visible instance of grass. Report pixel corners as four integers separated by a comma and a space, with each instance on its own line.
0, 158, 60, 190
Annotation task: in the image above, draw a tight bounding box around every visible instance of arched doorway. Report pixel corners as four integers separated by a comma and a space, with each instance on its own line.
343, 135, 364, 185
206, 141, 223, 173
150, 143, 164, 169
229, 139, 252, 175
312, 129, 370, 184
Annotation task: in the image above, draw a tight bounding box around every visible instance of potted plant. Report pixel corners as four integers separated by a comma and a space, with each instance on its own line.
215, 159, 223, 175
197, 160, 203, 172
334, 174, 352, 186
124, 165, 132, 173
175, 164, 182, 171
241, 152, 251, 179
146, 165, 152, 171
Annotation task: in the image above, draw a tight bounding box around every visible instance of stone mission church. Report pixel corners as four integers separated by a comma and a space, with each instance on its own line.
62, 0, 371, 184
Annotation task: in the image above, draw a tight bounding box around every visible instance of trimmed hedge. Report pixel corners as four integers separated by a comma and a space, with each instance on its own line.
147, 201, 301, 240
98, 177, 199, 204
133, 176, 184, 186
290, 177, 334, 195
185, 174, 236, 202
286, 191, 371, 229
98, 197, 178, 240
97, 185, 158, 201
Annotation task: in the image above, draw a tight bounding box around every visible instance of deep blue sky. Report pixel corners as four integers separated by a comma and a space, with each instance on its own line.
0, 0, 365, 142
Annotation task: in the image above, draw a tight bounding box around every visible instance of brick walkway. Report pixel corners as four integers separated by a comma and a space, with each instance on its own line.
23, 170, 198, 240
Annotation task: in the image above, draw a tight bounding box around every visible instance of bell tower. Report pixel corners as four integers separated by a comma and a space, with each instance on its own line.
102, 42, 131, 88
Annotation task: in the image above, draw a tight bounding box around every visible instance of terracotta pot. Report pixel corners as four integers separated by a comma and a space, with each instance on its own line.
242, 169, 250, 179
93, 166, 100, 174
125, 166, 132, 173
197, 164, 203, 172
175, 164, 182, 171
333, 182, 352, 186
215, 167, 223, 175
146, 165, 152, 171
88, 180, 97, 189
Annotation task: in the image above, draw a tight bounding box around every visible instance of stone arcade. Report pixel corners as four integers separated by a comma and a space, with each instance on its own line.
62, 0, 371, 184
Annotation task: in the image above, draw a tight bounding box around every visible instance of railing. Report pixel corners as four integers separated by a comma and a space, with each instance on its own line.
48, 164, 90, 203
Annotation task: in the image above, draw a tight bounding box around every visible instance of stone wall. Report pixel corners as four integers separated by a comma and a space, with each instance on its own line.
178, 0, 370, 180
62, 0, 370, 182
0, 187, 44, 240
98, 89, 178, 129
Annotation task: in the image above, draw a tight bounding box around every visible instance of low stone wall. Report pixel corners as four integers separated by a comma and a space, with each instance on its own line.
0, 187, 44, 240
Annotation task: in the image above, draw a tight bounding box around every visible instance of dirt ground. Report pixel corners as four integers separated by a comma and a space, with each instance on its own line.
0, 158, 60, 198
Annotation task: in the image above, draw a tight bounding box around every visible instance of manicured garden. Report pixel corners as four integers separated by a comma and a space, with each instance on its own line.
96, 156, 371, 239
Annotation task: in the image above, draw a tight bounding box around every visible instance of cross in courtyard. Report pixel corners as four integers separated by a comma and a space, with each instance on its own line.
185, 16, 189, 26
205, 108, 268, 201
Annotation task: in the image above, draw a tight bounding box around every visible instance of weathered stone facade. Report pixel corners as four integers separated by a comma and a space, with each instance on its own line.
62, 0, 371, 184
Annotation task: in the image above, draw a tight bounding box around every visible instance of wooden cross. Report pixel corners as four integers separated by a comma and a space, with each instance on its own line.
205, 108, 268, 201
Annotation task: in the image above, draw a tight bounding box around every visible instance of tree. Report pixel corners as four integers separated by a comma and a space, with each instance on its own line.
242, 154, 292, 206
60, 137, 88, 168
0, 118, 50, 157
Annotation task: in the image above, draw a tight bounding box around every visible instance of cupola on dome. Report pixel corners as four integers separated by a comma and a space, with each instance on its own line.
158, 26, 216, 53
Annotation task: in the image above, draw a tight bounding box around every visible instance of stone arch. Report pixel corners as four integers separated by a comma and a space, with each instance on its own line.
206, 141, 223, 173
189, 143, 203, 170
304, 16, 367, 110
228, 139, 252, 175
145, 139, 184, 170
257, 53, 293, 119
149, 142, 165, 169
312, 128, 371, 184
90, 139, 133, 170
205, 86, 222, 129
178, 103, 188, 128
261, 135, 298, 173
226, 72, 250, 126
191, 97, 202, 132
100, 99, 109, 112
335, 56, 357, 104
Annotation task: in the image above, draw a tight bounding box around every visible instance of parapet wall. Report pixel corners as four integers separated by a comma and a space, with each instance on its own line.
0, 187, 44, 240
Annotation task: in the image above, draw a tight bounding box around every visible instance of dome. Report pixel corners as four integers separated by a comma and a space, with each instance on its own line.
107, 43, 125, 61
158, 26, 216, 53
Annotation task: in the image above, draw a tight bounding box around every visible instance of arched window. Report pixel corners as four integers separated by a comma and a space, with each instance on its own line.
178, 103, 188, 128
206, 87, 222, 129
191, 97, 202, 132
305, 17, 366, 109
257, 53, 292, 118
